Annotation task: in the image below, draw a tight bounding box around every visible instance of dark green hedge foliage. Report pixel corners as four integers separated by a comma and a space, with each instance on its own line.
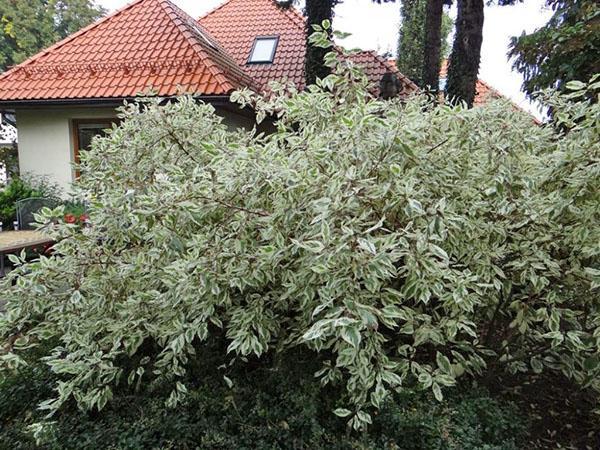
0, 177, 59, 226
0, 351, 525, 450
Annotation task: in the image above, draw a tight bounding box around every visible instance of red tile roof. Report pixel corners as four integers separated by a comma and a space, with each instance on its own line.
199, 0, 308, 90
439, 60, 502, 106
199, 0, 418, 97
386, 58, 505, 105
0, 0, 255, 102
0, 0, 418, 103
346, 51, 419, 98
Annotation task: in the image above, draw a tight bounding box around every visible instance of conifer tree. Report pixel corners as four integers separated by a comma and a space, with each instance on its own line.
397, 0, 452, 90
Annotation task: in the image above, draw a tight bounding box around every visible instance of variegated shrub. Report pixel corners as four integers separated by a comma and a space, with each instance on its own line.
1, 51, 598, 430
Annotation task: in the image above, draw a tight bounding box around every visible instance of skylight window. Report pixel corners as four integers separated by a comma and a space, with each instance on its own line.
248, 36, 279, 64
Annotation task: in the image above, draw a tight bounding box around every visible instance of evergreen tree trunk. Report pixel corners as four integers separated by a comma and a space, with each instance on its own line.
305, 0, 337, 86
422, 0, 444, 92
446, 0, 484, 107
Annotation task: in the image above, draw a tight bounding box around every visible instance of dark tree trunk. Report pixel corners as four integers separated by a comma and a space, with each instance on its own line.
422, 0, 444, 92
446, 0, 484, 107
304, 0, 337, 86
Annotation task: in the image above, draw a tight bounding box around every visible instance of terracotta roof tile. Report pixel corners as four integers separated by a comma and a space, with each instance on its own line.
385, 58, 509, 106
346, 50, 419, 98
200, 0, 307, 90
438, 59, 502, 106
0, 0, 418, 103
199, 0, 417, 97
0, 0, 256, 102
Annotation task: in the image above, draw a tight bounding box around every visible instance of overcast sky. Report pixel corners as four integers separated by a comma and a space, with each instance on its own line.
99, 0, 553, 116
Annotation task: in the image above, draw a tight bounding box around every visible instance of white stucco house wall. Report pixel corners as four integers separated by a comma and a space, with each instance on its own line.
10, 104, 252, 193
15, 106, 116, 191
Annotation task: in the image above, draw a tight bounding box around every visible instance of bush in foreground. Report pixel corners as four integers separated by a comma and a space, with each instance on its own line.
0, 44, 598, 431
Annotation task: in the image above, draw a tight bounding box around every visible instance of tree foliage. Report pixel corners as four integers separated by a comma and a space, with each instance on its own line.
509, 0, 600, 99
0, 0, 105, 72
0, 143, 17, 184
398, 0, 428, 86
397, 0, 452, 88
0, 37, 599, 431
0, 176, 60, 226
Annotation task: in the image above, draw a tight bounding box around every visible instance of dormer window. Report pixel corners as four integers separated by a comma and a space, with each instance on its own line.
248, 36, 279, 64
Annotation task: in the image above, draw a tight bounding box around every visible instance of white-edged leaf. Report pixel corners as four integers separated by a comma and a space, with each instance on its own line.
333, 408, 352, 417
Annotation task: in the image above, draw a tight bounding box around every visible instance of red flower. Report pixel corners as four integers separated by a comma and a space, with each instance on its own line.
79, 214, 89, 223
64, 213, 77, 224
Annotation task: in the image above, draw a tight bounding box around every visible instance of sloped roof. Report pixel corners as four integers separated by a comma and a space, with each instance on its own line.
200, 0, 418, 97
0, 0, 256, 102
439, 60, 502, 106
199, 0, 308, 90
386, 58, 505, 105
347, 51, 419, 98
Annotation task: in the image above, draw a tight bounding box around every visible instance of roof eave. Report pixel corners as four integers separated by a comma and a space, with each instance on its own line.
0, 94, 234, 109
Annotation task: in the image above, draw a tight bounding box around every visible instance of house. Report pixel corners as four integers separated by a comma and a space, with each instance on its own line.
0, 0, 418, 193
198, 0, 417, 97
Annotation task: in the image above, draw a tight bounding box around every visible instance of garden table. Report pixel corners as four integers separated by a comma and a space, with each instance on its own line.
0, 230, 53, 277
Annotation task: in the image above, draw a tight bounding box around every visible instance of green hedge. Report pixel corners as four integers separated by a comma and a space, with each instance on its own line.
0, 176, 60, 226
0, 352, 526, 450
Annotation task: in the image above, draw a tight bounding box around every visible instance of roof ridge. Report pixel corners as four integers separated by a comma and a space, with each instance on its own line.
354, 49, 378, 56
278, 1, 307, 32
370, 52, 419, 90
200, 0, 305, 33
475, 77, 502, 98
157, 0, 238, 91
0, 0, 146, 81
369, 51, 395, 68
345, 52, 419, 94
198, 0, 235, 21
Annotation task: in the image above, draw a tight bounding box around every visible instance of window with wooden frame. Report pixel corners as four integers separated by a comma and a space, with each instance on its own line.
72, 119, 116, 177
